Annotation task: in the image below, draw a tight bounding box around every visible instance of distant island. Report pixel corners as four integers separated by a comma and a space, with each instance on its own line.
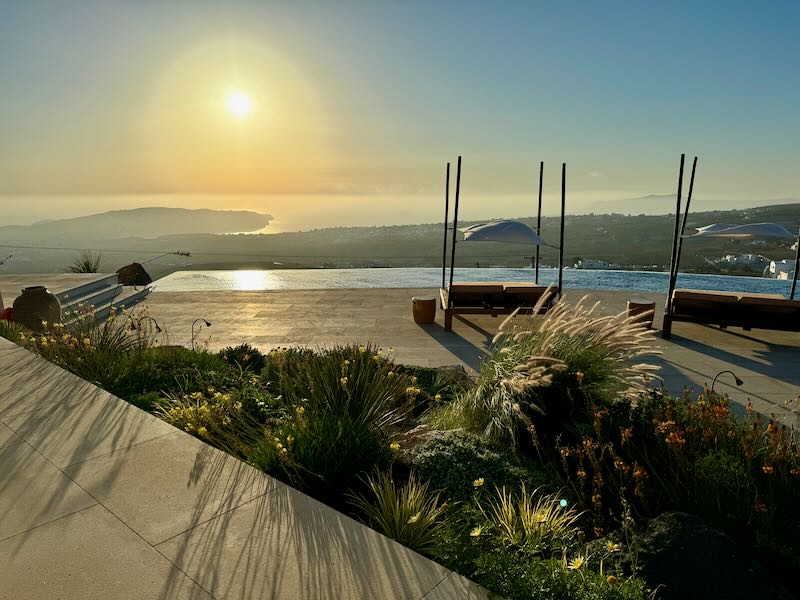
0, 204, 796, 278
0, 207, 272, 241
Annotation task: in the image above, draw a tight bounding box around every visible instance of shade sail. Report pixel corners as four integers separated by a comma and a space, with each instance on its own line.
459, 220, 546, 245
687, 222, 797, 240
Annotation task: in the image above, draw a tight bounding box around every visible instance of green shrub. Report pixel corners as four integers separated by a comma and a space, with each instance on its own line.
278, 344, 414, 434
348, 471, 447, 554
219, 343, 266, 372
249, 412, 390, 503
412, 431, 551, 502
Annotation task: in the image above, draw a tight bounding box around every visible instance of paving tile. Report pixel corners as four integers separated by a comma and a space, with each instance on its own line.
0, 423, 22, 449
3, 386, 176, 469
422, 572, 498, 599
0, 504, 212, 600
157, 484, 450, 600
0, 442, 96, 541
63, 431, 281, 545
0, 341, 101, 421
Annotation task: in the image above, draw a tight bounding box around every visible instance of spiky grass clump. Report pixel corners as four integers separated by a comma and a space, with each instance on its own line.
68, 250, 103, 273
0, 319, 31, 344
483, 483, 582, 553
348, 471, 447, 554
429, 290, 660, 446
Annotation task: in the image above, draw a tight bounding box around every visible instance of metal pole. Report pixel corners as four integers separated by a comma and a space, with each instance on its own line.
665, 154, 685, 310
441, 162, 450, 289
671, 156, 697, 293
790, 227, 800, 300
535, 161, 543, 284
448, 156, 462, 300
557, 163, 566, 299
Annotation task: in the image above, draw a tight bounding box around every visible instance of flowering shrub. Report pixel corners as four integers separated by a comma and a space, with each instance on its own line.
556, 389, 800, 557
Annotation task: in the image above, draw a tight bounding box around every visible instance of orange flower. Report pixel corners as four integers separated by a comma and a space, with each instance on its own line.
762, 465, 775, 475
576, 469, 587, 479
754, 499, 768, 513
633, 465, 647, 479
620, 427, 633, 444
767, 421, 777, 434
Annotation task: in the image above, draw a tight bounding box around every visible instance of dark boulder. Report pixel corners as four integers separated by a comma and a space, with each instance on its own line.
636, 513, 795, 600
116, 263, 152, 286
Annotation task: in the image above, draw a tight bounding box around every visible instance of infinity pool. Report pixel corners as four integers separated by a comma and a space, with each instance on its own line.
152, 268, 794, 296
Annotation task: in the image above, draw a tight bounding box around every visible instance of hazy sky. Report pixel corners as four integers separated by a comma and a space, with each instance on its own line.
1, 1, 798, 228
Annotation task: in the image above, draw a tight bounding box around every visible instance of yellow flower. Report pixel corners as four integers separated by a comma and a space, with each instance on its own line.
389, 441, 401, 451
434, 394, 442, 401
358, 345, 366, 353
197, 426, 208, 437
343, 359, 350, 365
567, 556, 586, 570
606, 542, 621, 553
407, 512, 421, 524
576, 371, 585, 383
207, 387, 216, 394
340, 376, 348, 385
473, 477, 485, 488
233, 401, 243, 412
82, 337, 91, 348
295, 406, 305, 415
387, 371, 395, 377
41, 320, 48, 330
606, 575, 618, 586
279, 447, 288, 455
469, 526, 482, 537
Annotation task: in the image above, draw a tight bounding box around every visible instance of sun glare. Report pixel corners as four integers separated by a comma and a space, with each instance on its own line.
226, 89, 253, 118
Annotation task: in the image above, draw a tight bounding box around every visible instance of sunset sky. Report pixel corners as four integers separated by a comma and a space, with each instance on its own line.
1, 1, 798, 229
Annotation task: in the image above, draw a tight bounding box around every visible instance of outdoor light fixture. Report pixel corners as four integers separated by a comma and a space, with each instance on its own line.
711, 370, 744, 392
191, 318, 212, 350
138, 316, 162, 333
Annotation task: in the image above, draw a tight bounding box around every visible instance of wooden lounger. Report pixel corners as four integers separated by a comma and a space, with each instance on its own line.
663, 288, 800, 337
440, 282, 552, 331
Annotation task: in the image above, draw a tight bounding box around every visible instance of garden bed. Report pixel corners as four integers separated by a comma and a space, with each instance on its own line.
1, 298, 798, 600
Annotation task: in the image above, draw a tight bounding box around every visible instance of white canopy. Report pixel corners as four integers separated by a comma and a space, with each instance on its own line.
687, 222, 797, 240
459, 219, 546, 245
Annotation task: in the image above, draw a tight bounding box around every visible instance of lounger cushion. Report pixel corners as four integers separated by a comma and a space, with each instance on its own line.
449, 282, 504, 294
502, 283, 548, 294
672, 289, 739, 304
738, 296, 798, 308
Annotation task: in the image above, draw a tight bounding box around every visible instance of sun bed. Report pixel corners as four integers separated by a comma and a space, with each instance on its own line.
440, 282, 552, 331
663, 288, 800, 335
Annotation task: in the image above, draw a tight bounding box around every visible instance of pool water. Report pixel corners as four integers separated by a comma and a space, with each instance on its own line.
152, 268, 795, 296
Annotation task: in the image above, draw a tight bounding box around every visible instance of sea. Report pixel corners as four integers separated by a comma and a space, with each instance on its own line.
152, 268, 795, 296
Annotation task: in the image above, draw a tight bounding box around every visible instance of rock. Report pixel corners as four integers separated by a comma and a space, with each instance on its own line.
636, 512, 796, 600
116, 263, 152, 286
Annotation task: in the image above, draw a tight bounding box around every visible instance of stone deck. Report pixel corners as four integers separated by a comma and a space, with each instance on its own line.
141, 288, 800, 424
0, 338, 490, 600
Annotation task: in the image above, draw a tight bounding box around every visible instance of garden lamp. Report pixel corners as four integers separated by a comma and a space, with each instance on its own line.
711, 370, 744, 392
191, 318, 212, 350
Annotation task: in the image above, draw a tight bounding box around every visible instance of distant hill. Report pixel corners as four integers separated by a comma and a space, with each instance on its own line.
0, 207, 272, 241
0, 203, 796, 276
587, 195, 800, 216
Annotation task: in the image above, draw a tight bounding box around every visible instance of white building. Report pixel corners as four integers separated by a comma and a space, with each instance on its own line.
769, 259, 796, 280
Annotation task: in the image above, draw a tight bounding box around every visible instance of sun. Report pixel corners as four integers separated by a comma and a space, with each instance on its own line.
225, 89, 253, 118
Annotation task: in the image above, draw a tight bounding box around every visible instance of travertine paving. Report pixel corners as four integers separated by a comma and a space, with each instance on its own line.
0, 338, 492, 600
142, 287, 800, 424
